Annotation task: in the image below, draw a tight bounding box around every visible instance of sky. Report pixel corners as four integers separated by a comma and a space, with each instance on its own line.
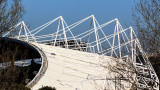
22, 0, 135, 30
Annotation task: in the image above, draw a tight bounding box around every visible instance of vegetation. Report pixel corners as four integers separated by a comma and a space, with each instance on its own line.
38, 86, 56, 90
0, 0, 24, 37
0, 0, 29, 89
108, 59, 138, 89
133, 0, 160, 85
5, 84, 31, 90
0, 39, 41, 89
133, 0, 160, 55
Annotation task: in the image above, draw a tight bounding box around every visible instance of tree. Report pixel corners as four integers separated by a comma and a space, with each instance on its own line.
3, 83, 31, 90
133, 0, 160, 88
0, 0, 24, 37
0, 39, 29, 89
108, 59, 138, 90
0, 0, 27, 89
133, 0, 160, 55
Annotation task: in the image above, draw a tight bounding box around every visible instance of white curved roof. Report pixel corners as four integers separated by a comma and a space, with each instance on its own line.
31, 42, 121, 90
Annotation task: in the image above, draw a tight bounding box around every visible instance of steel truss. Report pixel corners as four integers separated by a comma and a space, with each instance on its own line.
3, 15, 159, 89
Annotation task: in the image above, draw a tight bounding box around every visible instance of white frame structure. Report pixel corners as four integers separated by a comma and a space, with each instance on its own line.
3, 15, 159, 89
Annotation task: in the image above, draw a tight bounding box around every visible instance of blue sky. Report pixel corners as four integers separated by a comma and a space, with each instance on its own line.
22, 0, 135, 29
